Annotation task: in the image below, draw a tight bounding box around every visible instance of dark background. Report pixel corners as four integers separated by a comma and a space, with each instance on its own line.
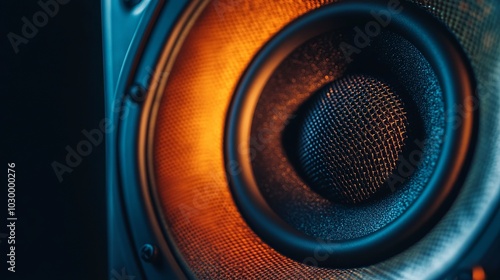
1, 0, 106, 279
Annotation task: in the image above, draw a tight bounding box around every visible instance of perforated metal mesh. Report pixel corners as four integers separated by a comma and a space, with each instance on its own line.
297, 75, 408, 204
153, 1, 345, 279
151, 0, 500, 279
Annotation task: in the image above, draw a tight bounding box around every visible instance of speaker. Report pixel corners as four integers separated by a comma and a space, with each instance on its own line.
102, 0, 500, 279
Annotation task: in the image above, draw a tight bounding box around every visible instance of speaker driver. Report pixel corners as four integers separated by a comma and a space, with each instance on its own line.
226, 0, 474, 267
133, 0, 500, 278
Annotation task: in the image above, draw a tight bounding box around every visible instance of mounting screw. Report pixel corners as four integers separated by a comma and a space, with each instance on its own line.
123, 0, 142, 8
140, 244, 158, 263
128, 84, 147, 103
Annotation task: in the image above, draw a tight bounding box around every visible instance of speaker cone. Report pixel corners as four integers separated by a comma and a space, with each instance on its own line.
127, 0, 500, 278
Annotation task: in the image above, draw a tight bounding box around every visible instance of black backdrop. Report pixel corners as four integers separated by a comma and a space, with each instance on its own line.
1, 1, 106, 279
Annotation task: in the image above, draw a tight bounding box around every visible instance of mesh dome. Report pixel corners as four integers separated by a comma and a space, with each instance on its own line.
297, 75, 408, 204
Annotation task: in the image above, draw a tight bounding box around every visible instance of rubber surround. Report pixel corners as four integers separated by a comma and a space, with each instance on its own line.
225, 0, 475, 267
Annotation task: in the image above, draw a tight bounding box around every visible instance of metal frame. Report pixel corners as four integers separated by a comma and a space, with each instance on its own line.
102, 0, 207, 279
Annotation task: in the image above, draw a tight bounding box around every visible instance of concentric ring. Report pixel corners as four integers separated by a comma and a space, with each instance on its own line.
225, 0, 475, 267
